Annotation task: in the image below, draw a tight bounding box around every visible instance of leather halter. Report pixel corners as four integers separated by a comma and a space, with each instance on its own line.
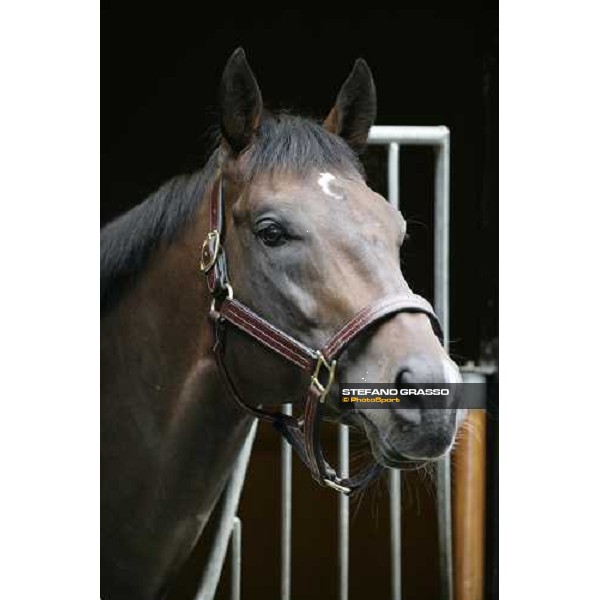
201, 174, 443, 495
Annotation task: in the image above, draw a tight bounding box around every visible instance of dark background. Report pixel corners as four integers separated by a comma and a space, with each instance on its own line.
102, 6, 498, 599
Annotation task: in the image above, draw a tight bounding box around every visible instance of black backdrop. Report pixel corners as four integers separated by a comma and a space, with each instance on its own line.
102, 5, 497, 371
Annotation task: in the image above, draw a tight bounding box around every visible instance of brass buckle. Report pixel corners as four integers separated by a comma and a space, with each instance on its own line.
200, 230, 220, 273
311, 351, 337, 403
324, 478, 351, 494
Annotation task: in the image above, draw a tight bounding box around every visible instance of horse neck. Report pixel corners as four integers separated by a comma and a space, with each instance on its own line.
102, 195, 217, 428
101, 190, 253, 595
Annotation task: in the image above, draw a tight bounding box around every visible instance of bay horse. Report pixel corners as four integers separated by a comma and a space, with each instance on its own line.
101, 48, 462, 600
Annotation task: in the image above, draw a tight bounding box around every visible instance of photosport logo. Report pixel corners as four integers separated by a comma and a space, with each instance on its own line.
338, 383, 487, 409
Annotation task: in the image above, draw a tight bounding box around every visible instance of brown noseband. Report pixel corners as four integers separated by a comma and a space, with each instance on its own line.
201, 174, 443, 495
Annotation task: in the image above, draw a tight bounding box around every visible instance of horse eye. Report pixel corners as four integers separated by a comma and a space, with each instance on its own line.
257, 223, 286, 247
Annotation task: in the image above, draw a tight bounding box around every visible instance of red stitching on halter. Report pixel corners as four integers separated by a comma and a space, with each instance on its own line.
220, 299, 316, 371
201, 174, 443, 495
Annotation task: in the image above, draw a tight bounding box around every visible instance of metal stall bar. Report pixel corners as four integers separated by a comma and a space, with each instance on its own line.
195, 420, 258, 600
368, 126, 449, 146
368, 126, 452, 600
281, 404, 292, 600
338, 424, 350, 600
433, 132, 453, 600
387, 142, 402, 600
390, 469, 402, 600
230, 517, 242, 600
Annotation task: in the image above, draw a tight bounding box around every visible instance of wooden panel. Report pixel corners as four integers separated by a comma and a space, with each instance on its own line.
453, 410, 487, 600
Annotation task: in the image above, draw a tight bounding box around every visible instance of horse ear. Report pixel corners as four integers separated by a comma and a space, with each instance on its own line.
219, 48, 263, 154
323, 59, 377, 151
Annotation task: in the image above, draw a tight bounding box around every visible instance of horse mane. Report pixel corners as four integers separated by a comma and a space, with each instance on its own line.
101, 112, 363, 313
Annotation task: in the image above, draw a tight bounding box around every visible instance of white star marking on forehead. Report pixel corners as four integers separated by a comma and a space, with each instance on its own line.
317, 172, 344, 200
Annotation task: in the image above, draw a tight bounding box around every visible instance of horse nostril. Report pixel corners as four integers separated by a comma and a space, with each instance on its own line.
395, 357, 446, 385
396, 367, 425, 387
395, 368, 412, 387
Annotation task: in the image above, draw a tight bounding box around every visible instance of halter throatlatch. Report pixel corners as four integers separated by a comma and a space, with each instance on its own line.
201, 175, 443, 495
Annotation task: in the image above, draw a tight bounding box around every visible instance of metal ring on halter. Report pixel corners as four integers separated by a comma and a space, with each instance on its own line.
310, 351, 337, 403
209, 284, 233, 319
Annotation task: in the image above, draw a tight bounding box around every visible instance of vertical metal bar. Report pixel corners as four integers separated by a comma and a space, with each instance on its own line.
281, 404, 292, 600
388, 142, 400, 210
230, 517, 241, 600
434, 131, 454, 600
390, 470, 402, 600
434, 131, 450, 340
436, 455, 453, 600
338, 425, 350, 600
388, 141, 402, 600
195, 421, 257, 600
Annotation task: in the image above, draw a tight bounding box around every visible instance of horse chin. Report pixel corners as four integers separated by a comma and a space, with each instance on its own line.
356, 415, 457, 469
322, 402, 458, 470
372, 447, 428, 470
372, 446, 452, 470
369, 439, 450, 470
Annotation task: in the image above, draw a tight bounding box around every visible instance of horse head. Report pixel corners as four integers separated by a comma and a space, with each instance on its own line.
213, 49, 462, 471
